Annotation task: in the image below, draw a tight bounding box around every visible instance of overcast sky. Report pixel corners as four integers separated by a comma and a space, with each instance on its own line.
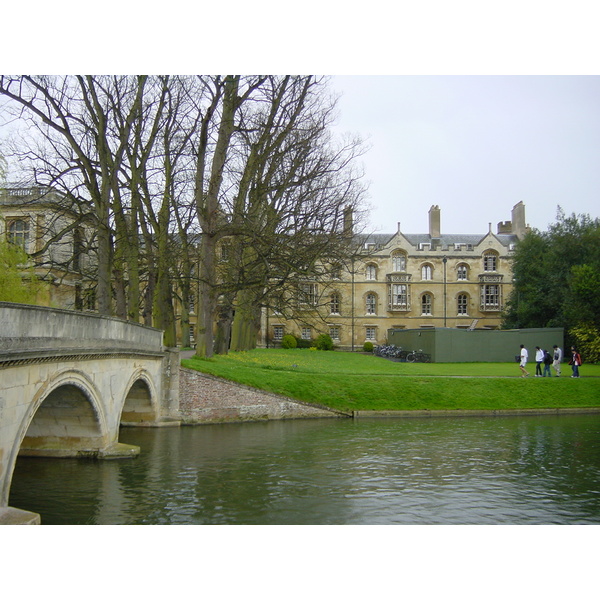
2, 75, 598, 238
329, 75, 600, 236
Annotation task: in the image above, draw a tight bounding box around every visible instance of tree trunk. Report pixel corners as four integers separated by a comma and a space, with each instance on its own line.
230, 288, 261, 351
194, 76, 240, 358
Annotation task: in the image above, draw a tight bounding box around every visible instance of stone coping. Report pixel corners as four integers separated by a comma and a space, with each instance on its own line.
0, 348, 168, 368
353, 407, 600, 418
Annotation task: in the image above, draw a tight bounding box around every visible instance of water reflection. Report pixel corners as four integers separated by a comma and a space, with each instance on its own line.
9, 415, 600, 524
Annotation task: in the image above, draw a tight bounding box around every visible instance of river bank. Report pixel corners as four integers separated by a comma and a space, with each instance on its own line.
180, 349, 600, 417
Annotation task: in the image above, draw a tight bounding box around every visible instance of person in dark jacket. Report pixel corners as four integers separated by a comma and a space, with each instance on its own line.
569, 347, 582, 378
542, 349, 552, 377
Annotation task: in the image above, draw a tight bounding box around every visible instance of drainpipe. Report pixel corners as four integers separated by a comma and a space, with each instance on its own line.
443, 256, 447, 327
351, 257, 355, 351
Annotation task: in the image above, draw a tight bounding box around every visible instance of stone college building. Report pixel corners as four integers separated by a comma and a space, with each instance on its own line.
263, 202, 529, 350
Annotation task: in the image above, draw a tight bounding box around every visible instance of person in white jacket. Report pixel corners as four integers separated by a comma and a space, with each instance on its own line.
535, 346, 544, 377
519, 344, 529, 378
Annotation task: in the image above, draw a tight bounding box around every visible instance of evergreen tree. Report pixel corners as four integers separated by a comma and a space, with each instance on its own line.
503, 208, 600, 359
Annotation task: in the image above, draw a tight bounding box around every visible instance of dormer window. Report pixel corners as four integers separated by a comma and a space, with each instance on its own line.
483, 252, 498, 272
391, 252, 406, 272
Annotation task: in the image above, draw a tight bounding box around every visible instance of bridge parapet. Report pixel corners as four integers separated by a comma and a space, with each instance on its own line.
0, 302, 164, 357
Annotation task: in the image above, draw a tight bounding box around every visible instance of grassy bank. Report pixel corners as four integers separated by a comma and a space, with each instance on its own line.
181, 349, 600, 413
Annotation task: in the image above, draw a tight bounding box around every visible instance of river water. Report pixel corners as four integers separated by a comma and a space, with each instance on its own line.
9, 414, 600, 525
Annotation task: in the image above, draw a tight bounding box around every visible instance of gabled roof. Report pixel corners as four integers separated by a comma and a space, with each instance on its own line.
355, 231, 519, 251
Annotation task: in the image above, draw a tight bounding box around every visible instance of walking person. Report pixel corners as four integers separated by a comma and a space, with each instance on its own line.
552, 345, 562, 377
542, 349, 552, 377
569, 346, 582, 378
535, 346, 544, 377
519, 344, 529, 378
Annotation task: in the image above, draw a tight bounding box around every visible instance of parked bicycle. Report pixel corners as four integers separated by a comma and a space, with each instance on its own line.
373, 344, 408, 360
405, 349, 431, 363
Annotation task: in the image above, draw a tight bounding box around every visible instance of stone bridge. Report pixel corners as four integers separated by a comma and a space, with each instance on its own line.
0, 302, 180, 524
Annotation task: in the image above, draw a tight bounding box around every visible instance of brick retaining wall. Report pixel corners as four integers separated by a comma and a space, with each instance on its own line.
179, 368, 348, 423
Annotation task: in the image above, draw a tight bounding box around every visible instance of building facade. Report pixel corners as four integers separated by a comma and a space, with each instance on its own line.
2, 185, 529, 351
0, 184, 96, 310
263, 203, 529, 350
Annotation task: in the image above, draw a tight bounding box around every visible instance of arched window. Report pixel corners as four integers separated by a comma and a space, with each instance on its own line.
457, 293, 468, 315
366, 293, 377, 315
457, 264, 468, 281
421, 293, 432, 315
365, 263, 377, 280
392, 252, 407, 272
330, 293, 341, 315
483, 251, 498, 272
8, 219, 29, 250
421, 264, 433, 280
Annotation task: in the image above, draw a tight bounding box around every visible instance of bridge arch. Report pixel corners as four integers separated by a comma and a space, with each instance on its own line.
1, 370, 110, 508
17, 369, 110, 458
121, 370, 159, 424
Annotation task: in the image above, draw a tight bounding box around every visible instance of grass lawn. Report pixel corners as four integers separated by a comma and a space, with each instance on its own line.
181, 349, 600, 413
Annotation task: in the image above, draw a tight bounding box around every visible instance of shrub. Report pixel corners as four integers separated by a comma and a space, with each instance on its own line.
295, 337, 314, 349
363, 341, 374, 353
569, 324, 600, 364
281, 334, 297, 349
315, 333, 334, 351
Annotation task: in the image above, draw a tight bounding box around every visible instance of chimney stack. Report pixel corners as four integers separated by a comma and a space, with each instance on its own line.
511, 201, 527, 240
343, 207, 353, 237
429, 205, 441, 238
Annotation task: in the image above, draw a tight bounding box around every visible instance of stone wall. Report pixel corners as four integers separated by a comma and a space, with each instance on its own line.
179, 368, 348, 424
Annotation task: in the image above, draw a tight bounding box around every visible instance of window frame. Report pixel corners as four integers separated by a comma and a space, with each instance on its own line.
365, 263, 377, 280
421, 264, 433, 281
480, 284, 501, 310
329, 292, 341, 315
8, 218, 29, 250
421, 293, 433, 316
389, 283, 410, 310
299, 283, 319, 307
391, 252, 407, 272
457, 293, 468, 315
483, 252, 498, 272
366, 292, 377, 315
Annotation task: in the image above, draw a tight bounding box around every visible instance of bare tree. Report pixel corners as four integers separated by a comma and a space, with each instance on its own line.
219, 76, 368, 351
0, 76, 147, 315
1, 75, 369, 354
